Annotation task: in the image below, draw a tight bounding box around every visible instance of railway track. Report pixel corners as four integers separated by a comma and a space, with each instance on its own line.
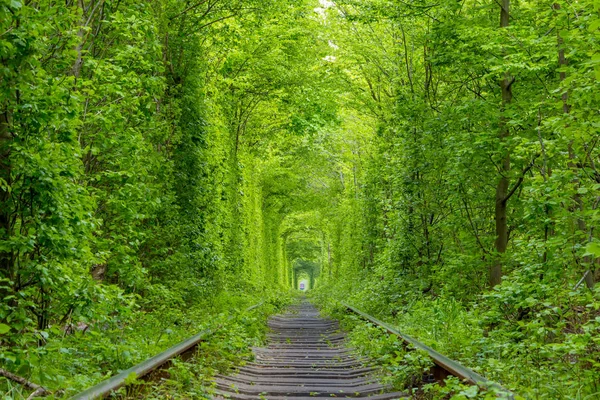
70, 297, 513, 399
214, 300, 405, 399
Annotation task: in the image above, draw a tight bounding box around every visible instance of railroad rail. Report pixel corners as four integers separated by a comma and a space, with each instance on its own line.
342, 302, 515, 399
71, 299, 515, 399
70, 302, 263, 400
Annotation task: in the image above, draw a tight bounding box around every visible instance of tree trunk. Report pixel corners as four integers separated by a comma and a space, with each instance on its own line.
491, 0, 512, 287
554, 3, 594, 288
0, 110, 12, 285
328, 242, 332, 278
72, 0, 86, 79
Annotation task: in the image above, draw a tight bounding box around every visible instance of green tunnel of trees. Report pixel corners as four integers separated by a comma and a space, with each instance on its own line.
293, 260, 319, 290
1, 0, 600, 397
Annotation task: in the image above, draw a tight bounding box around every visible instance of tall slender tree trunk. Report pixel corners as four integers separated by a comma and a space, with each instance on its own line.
0, 111, 12, 281
0, 108, 14, 321
72, 0, 87, 79
328, 242, 332, 278
554, 3, 594, 288
491, 0, 512, 287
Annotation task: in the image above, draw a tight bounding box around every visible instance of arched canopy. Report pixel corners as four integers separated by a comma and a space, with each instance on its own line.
293, 259, 319, 290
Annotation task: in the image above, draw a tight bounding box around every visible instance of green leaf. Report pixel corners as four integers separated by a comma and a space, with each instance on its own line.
0, 324, 10, 335
458, 385, 479, 398
124, 371, 138, 385
584, 242, 600, 257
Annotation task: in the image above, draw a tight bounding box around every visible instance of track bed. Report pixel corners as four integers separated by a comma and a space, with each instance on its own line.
214, 300, 405, 399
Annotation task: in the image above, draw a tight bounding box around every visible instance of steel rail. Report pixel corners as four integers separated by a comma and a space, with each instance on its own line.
342, 302, 514, 399
70, 302, 264, 400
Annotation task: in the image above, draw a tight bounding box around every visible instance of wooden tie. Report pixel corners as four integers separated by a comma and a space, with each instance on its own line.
213, 300, 405, 399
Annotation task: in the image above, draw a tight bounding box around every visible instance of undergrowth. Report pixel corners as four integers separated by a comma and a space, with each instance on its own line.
313, 266, 600, 399
311, 291, 519, 400
128, 302, 283, 400
1, 289, 293, 399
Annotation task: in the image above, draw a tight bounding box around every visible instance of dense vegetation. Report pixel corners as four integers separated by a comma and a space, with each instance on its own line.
1, 0, 599, 398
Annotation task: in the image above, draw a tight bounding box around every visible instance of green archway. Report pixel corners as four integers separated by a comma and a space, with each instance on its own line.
293, 259, 319, 291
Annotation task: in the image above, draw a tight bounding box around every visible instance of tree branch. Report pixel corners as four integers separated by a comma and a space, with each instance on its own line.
503, 153, 540, 204
0, 368, 49, 399
170, 0, 210, 20
460, 188, 490, 255
193, 13, 236, 32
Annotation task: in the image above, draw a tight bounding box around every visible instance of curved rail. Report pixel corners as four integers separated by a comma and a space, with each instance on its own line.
342, 302, 514, 399
70, 302, 264, 400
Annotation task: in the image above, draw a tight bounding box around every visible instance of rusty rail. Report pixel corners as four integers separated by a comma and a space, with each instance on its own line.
70, 302, 264, 400
342, 302, 514, 399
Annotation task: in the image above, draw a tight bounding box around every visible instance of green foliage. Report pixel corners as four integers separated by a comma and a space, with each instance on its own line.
2, 0, 600, 397
308, 0, 600, 397
347, 319, 435, 391
137, 296, 290, 399
1, 0, 322, 396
